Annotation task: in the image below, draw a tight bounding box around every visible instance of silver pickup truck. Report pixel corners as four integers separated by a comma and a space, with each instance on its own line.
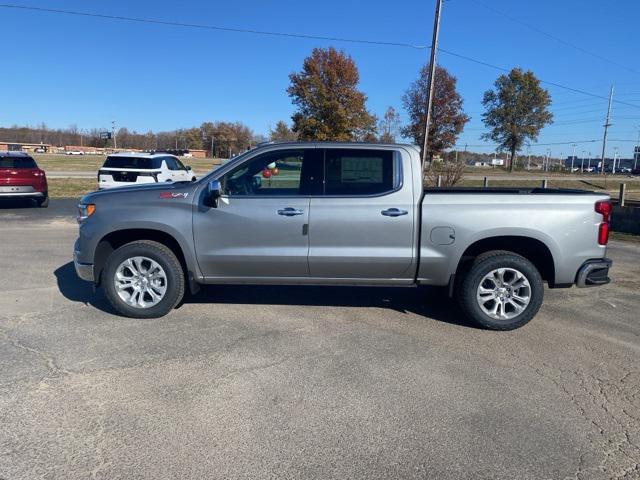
74, 142, 612, 330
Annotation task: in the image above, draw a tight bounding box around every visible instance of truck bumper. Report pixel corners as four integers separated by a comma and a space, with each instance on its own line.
576, 258, 612, 288
74, 250, 94, 282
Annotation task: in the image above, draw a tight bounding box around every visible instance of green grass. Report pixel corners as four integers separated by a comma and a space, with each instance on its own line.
48, 179, 98, 199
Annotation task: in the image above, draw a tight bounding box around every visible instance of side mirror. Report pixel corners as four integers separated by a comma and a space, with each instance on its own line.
186, 166, 192, 170
204, 180, 221, 208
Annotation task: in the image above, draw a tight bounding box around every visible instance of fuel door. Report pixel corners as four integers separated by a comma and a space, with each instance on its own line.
430, 226, 456, 246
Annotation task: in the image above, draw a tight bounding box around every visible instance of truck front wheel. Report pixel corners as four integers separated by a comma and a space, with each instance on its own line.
103, 240, 185, 319
457, 251, 544, 330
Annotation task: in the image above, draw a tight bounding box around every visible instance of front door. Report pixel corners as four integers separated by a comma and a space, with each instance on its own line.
308, 148, 416, 280
193, 148, 321, 280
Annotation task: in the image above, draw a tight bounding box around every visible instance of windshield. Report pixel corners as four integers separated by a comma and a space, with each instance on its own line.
103, 156, 162, 170
0, 157, 37, 168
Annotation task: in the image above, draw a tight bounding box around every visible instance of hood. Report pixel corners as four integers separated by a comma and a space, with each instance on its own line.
81, 181, 199, 204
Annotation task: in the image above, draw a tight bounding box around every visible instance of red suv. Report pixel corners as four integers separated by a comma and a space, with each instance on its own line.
0, 152, 48, 207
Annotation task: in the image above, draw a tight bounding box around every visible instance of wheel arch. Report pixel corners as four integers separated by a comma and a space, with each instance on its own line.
455, 235, 556, 286
94, 228, 199, 294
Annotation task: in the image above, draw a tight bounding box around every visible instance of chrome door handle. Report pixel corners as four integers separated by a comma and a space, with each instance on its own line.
277, 207, 304, 216
381, 208, 408, 217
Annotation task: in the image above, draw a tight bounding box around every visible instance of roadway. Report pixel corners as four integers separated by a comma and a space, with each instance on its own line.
0, 200, 638, 479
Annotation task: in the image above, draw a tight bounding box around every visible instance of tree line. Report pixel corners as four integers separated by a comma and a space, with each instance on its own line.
2, 47, 553, 170
0, 122, 265, 158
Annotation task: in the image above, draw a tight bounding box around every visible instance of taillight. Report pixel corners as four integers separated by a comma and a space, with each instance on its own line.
595, 200, 612, 246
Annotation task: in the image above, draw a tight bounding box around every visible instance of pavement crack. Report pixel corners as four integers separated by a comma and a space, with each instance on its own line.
0, 326, 71, 379
530, 362, 640, 480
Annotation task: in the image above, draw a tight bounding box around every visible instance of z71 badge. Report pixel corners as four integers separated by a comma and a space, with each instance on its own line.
159, 192, 189, 199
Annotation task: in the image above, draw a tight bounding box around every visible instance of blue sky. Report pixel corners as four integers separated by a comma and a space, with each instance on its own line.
1, 0, 639, 157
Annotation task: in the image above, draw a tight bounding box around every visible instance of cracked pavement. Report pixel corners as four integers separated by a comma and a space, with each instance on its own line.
0, 199, 639, 479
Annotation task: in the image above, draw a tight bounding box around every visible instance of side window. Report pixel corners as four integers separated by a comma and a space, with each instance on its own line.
174, 158, 187, 170
323, 149, 395, 195
221, 149, 320, 196
164, 157, 179, 171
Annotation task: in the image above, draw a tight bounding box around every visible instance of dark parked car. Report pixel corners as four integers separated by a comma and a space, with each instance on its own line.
0, 152, 48, 207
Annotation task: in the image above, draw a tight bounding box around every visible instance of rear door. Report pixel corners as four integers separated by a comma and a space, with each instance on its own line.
173, 157, 192, 181
193, 148, 322, 279
163, 157, 182, 182
308, 148, 416, 281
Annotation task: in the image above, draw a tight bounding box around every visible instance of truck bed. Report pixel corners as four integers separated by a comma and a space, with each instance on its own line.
424, 187, 605, 195
417, 188, 610, 287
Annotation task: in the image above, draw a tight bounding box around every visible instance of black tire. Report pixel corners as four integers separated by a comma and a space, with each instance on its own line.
103, 240, 185, 319
457, 250, 544, 331
37, 194, 49, 208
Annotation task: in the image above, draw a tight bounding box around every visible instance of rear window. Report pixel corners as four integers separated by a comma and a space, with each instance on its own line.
0, 156, 37, 168
324, 149, 395, 195
103, 156, 162, 170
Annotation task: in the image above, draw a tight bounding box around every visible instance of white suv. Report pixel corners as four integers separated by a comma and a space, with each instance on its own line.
98, 153, 196, 189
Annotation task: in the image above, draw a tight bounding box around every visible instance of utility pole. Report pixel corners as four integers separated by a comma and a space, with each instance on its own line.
421, 0, 443, 175
600, 85, 614, 175
634, 126, 640, 170
527, 147, 531, 170
613, 147, 618, 174
588, 152, 592, 172
571, 144, 576, 172
111, 120, 117, 150
581, 151, 586, 173
546, 149, 551, 172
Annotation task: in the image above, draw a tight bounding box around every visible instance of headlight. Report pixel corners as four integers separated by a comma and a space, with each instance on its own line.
77, 203, 96, 223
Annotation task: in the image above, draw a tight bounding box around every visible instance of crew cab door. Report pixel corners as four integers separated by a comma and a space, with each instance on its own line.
308, 148, 416, 281
193, 148, 322, 280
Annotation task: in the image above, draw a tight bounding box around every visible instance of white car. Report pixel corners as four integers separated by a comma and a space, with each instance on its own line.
98, 152, 196, 189
66, 150, 85, 155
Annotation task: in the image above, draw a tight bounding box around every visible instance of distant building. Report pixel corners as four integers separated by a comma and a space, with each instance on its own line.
0, 141, 53, 153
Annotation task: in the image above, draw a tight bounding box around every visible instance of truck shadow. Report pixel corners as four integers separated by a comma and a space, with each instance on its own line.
54, 262, 113, 312
54, 262, 475, 329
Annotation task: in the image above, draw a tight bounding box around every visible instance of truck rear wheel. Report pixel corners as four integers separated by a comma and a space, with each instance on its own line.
457, 251, 544, 330
103, 240, 184, 319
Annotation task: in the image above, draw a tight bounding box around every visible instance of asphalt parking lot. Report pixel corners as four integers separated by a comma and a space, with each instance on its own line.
1, 199, 639, 480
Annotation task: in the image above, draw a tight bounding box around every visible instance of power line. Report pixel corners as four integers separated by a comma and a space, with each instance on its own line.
528, 140, 600, 146
454, 139, 601, 148
0, 3, 428, 49
552, 118, 605, 126
4, 2, 639, 116
438, 48, 640, 110
468, 0, 640, 75
552, 107, 607, 115
553, 97, 607, 107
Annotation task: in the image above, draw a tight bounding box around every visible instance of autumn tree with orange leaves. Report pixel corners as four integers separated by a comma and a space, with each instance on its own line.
287, 47, 376, 141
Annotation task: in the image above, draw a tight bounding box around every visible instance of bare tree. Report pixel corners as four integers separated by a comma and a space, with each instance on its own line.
378, 107, 401, 143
